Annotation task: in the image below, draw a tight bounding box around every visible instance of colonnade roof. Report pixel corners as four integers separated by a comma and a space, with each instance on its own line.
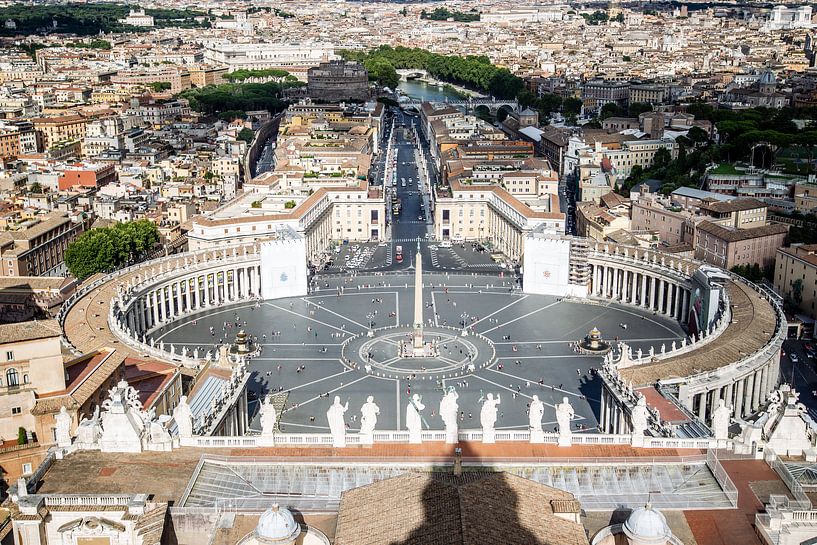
619, 279, 778, 386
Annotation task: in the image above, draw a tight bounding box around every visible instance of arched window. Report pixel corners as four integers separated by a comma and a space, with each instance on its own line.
23, 374, 29, 385
6, 368, 18, 387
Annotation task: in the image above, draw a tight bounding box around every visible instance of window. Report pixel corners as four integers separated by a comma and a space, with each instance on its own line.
11, 407, 21, 415
22, 463, 31, 475
6, 368, 19, 387
5, 351, 12, 361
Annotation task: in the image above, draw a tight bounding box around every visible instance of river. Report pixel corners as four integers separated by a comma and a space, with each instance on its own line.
397, 79, 465, 102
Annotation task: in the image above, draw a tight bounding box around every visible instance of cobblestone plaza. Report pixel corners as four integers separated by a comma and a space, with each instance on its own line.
152, 272, 685, 434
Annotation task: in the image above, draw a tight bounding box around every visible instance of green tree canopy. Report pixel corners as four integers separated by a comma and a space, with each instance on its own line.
65, 220, 159, 280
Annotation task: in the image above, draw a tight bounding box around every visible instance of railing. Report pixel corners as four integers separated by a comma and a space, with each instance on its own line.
766, 447, 813, 509
707, 449, 739, 507
180, 430, 726, 450
44, 494, 133, 507
26, 450, 55, 492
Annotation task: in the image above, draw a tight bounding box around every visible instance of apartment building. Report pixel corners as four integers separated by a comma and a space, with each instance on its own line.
111, 67, 191, 93
32, 115, 88, 151
794, 181, 817, 214
189, 65, 228, 88
433, 180, 564, 260
576, 199, 631, 242
775, 244, 817, 328
57, 162, 117, 191
0, 212, 86, 277
630, 198, 691, 245
694, 220, 788, 270
0, 320, 63, 481
698, 197, 768, 229
582, 79, 630, 108
603, 138, 679, 178
628, 84, 667, 105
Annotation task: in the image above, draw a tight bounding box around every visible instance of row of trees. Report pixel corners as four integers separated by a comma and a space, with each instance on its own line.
65, 220, 159, 280
420, 7, 480, 22
341, 45, 524, 99
223, 69, 293, 82
179, 80, 303, 117
0, 3, 207, 36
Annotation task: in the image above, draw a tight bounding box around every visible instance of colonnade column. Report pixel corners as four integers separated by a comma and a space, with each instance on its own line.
735, 378, 745, 418
745, 373, 755, 414
641, 274, 648, 307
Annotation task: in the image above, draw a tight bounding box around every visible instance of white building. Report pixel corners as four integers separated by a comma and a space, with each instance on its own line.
119, 9, 155, 27
203, 42, 337, 77
766, 5, 813, 30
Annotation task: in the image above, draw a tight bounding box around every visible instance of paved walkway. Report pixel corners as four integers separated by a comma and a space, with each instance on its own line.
683, 459, 782, 545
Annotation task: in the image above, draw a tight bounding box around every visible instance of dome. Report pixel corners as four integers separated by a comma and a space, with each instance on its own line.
256, 504, 301, 544
622, 504, 673, 545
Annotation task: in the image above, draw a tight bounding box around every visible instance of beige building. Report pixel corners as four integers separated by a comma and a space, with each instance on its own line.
576, 196, 631, 242
0, 212, 86, 277
631, 199, 690, 245
793, 181, 817, 215
433, 180, 564, 260
694, 221, 788, 270
774, 244, 817, 324
31, 115, 88, 152
698, 198, 768, 229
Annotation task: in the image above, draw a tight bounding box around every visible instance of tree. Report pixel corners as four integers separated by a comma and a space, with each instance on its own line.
687, 126, 710, 144
562, 97, 583, 116
17, 427, 27, 445
65, 220, 159, 280
237, 128, 254, 144
364, 58, 399, 89
147, 81, 171, 92
29, 181, 43, 193
628, 102, 653, 117
652, 147, 672, 169
793, 278, 804, 307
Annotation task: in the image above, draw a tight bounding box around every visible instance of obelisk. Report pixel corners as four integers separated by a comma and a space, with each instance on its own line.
413, 244, 424, 349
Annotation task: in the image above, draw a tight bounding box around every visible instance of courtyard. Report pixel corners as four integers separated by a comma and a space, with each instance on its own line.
151, 272, 686, 435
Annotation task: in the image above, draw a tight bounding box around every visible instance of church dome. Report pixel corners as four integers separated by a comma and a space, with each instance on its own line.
256, 504, 301, 544
622, 504, 673, 545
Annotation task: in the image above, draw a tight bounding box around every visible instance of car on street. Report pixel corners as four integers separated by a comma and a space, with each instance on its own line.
791, 353, 800, 363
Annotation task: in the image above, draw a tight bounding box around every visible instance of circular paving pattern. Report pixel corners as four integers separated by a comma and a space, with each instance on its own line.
151, 272, 686, 434
341, 326, 495, 380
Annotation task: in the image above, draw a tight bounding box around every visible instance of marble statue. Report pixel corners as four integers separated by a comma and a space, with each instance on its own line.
480, 393, 501, 443
555, 397, 575, 447
406, 394, 425, 444
712, 399, 731, 440
76, 407, 101, 447
55, 406, 72, 448
260, 396, 277, 438
147, 420, 172, 451
529, 395, 546, 444
326, 396, 349, 448
172, 396, 193, 439
630, 396, 649, 441
359, 396, 380, 443
440, 388, 459, 444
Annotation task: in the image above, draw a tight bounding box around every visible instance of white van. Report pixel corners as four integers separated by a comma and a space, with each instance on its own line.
440, 240, 452, 248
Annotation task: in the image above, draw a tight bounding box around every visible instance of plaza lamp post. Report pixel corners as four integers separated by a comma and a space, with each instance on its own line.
367, 311, 375, 337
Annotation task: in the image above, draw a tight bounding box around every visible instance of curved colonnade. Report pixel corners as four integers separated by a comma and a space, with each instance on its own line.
586, 243, 786, 432
59, 245, 265, 367
59, 239, 787, 438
